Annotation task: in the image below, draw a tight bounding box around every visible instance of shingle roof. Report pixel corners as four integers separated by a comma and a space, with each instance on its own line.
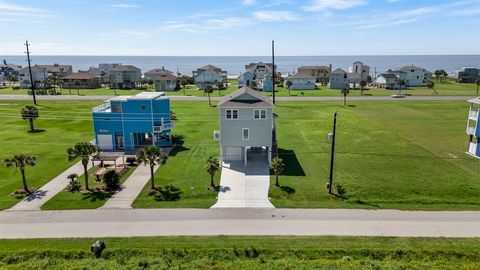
288, 72, 316, 79
379, 73, 398, 79
199, 64, 221, 71
331, 68, 346, 74
38, 64, 72, 73
62, 73, 99, 80
298, 66, 330, 70
218, 86, 274, 108
111, 65, 141, 72
19, 65, 46, 73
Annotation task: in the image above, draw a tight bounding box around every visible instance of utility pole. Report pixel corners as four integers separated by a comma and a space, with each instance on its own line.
271, 40, 276, 105
328, 111, 338, 194
25, 40, 37, 105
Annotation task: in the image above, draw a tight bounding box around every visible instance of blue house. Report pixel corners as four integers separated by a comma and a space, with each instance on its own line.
466, 97, 480, 158
92, 92, 173, 152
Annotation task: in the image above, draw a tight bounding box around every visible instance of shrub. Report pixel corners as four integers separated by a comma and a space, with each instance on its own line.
153, 185, 182, 201
336, 184, 347, 198
103, 170, 120, 191
12, 86, 20, 90
126, 156, 137, 166
66, 173, 81, 192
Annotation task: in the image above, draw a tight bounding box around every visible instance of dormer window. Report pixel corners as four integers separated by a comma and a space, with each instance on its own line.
226, 109, 238, 120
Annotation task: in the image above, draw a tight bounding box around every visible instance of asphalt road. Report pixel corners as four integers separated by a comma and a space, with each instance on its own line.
0, 209, 478, 239
0, 95, 475, 102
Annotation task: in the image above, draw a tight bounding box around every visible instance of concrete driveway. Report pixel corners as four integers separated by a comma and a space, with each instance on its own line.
211, 152, 274, 208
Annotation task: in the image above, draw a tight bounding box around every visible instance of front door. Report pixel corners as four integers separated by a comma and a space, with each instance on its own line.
116, 136, 124, 149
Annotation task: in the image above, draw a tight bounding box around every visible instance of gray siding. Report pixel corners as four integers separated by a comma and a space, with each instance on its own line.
220, 107, 273, 148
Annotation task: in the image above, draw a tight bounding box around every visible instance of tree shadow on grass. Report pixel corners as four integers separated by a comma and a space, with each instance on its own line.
277, 148, 306, 176
169, 134, 190, 157
81, 190, 114, 202
280, 185, 295, 194
28, 129, 46, 133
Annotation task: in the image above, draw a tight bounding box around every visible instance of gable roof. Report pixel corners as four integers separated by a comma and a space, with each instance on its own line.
111, 65, 141, 72
145, 68, 174, 75
288, 72, 316, 79
298, 65, 330, 70
38, 64, 72, 73
218, 86, 274, 109
199, 64, 221, 71
379, 73, 398, 79
19, 65, 46, 73
395, 65, 428, 72
62, 73, 99, 80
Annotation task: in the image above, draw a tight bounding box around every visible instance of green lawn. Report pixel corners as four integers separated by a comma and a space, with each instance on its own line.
1, 80, 477, 97
0, 236, 478, 269
41, 165, 137, 210
1, 100, 479, 211
0, 100, 99, 210
133, 101, 480, 210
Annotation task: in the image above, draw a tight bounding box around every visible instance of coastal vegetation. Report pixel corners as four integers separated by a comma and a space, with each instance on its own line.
0, 236, 478, 269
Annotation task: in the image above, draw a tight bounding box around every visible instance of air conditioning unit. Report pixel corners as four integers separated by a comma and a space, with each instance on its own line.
213, 130, 220, 141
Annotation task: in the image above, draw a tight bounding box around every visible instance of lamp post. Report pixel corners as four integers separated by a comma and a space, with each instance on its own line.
327, 111, 338, 194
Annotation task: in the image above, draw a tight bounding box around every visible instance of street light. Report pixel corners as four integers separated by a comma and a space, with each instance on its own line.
327, 110, 338, 194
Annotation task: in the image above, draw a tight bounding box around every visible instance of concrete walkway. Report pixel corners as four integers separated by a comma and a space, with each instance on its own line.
0, 94, 475, 102
101, 148, 171, 209
7, 161, 93, 211
0, 209, 478, 238
211, 153, 274, 208
100, 163, 159, 209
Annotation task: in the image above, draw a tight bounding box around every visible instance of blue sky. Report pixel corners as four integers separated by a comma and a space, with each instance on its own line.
0, 0, 479, 55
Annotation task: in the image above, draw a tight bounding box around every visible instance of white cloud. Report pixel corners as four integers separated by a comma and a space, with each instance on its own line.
0, 1, 51, 18
253, 11, 299, 22
302, 0, 367, 11
357, 18, 417, 29
242, 0, 256, 5
110, 3, 139, 8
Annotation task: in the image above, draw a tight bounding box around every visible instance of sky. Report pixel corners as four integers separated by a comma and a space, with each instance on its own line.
0, 0, 479, 56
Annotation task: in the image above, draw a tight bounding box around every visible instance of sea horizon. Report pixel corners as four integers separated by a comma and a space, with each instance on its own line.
2, 54, 479, 76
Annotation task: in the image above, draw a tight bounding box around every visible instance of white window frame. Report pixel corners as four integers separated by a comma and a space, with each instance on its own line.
226, 109, 238, 120
242, 128, 249, 141
253, 109, 267, 120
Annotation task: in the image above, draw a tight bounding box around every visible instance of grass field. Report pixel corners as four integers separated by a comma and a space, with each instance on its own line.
41, 165, 137, 210
0, 100, 479, 210
0, 236, 478, 269
1, 80, 477, 97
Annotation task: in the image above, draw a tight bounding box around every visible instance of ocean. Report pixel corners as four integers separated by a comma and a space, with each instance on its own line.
1, 55, 479, 76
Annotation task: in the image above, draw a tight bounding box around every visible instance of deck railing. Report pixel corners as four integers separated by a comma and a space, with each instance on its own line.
92, 103, 111, 112
468, 142, 477, 156
469, 110, 478, 120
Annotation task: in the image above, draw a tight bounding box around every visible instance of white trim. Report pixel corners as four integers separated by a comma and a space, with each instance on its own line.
225, 109, 239, 120
242, 128, 249, 141
253, 109, 267, 120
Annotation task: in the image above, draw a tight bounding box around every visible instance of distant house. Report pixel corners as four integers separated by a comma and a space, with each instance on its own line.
456, 67, 479, 83
466, 97, 480, 158
38, 64, 72, 77
144, 67, 178, 91
346, 72, 361, 89
216, 87, 276, 166
0, 62, 22, 80
284, 72, 316, 90
245, 62, 276, 84
393, 65, 432, 86
297, 65, 332, 85
109, 65, 142, 89
92, 92, 173, 151
238, 71, 254, 88
375, 73, 405, 90
329, 68, 348, 89
193, 64, 227, 90
18, 65, 48, 89
61, 73, 101, 89
262, 74, 273, 92
350, 61, 370, 81
89, 63, 121, 84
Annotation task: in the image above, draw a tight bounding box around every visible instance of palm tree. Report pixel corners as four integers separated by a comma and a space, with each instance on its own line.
216, 81, 224, 96
136, 146, 167, 190
360, 80, 367, 96
341, 88, 350, 105
427, 80, 438, 94
397, 79, 406, 95
21, 105, 39, 132
475, 78, 480, 95
204, 84, 214, 107
67, 142, 101, 191
180, 77, 188, 95
73, 79, 81, 96
286, 80, 292, 96
205, 156, 220, 190
434, 70, 442, 82
270, 157, 284, 187
4, 154, 37, 194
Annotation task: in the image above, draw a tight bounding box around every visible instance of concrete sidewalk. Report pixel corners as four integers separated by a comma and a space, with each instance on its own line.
211, 153, 274, 208
7, 160, 93, 211
0, 209, 478, 238
100, 163, 159, 209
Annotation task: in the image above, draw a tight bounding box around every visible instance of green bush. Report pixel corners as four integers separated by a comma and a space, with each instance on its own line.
153, 185, 182, 201
103, 170, 120, 191
126, 156, 137, 166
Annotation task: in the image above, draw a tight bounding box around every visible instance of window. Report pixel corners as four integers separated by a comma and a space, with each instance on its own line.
111, 104, 121, 112
226, 109, 238, 120
141, 105, 146, 110
242, 128, 249, 140
254, 109, 267, 119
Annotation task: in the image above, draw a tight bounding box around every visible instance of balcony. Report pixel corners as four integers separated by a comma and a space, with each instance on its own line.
93, 103, 111, 113
153, 122, 174, 133
467, 126, 476, 135
468, 142, 477, 156
469, 110, 478, 120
